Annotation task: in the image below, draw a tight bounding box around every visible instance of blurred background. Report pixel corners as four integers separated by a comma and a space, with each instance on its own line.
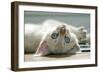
24, 11, 90, 33
24, 11, 91, 61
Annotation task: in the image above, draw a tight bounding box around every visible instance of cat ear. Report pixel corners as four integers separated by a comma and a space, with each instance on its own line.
34, 41, 49, 56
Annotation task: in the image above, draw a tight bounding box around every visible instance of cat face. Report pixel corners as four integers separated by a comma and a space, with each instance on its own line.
50, 24, 70, 44
34, 24, 72, 56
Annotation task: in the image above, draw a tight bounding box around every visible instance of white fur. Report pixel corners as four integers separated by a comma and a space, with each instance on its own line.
43, 19, 88, 43
25, 19, 87, 53
25, 24, 43, 52
86, 33, 90, 44
34, 24, 80, 56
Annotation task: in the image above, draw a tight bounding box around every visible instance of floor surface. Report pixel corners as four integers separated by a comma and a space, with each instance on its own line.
24, 52, 90, 62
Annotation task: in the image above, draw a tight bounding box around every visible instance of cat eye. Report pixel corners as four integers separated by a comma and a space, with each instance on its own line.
64, 36, 70, 43
51, 32, 59, 39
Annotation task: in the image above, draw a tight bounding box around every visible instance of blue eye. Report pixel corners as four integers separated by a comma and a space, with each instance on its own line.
64, 36, 70, 43
51, 33, 59, 39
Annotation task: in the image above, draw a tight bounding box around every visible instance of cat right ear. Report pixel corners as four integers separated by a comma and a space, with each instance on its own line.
34, 41, 49, 56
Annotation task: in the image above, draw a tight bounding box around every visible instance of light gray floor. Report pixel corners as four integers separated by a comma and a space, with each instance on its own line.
24, 52, 90, 62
